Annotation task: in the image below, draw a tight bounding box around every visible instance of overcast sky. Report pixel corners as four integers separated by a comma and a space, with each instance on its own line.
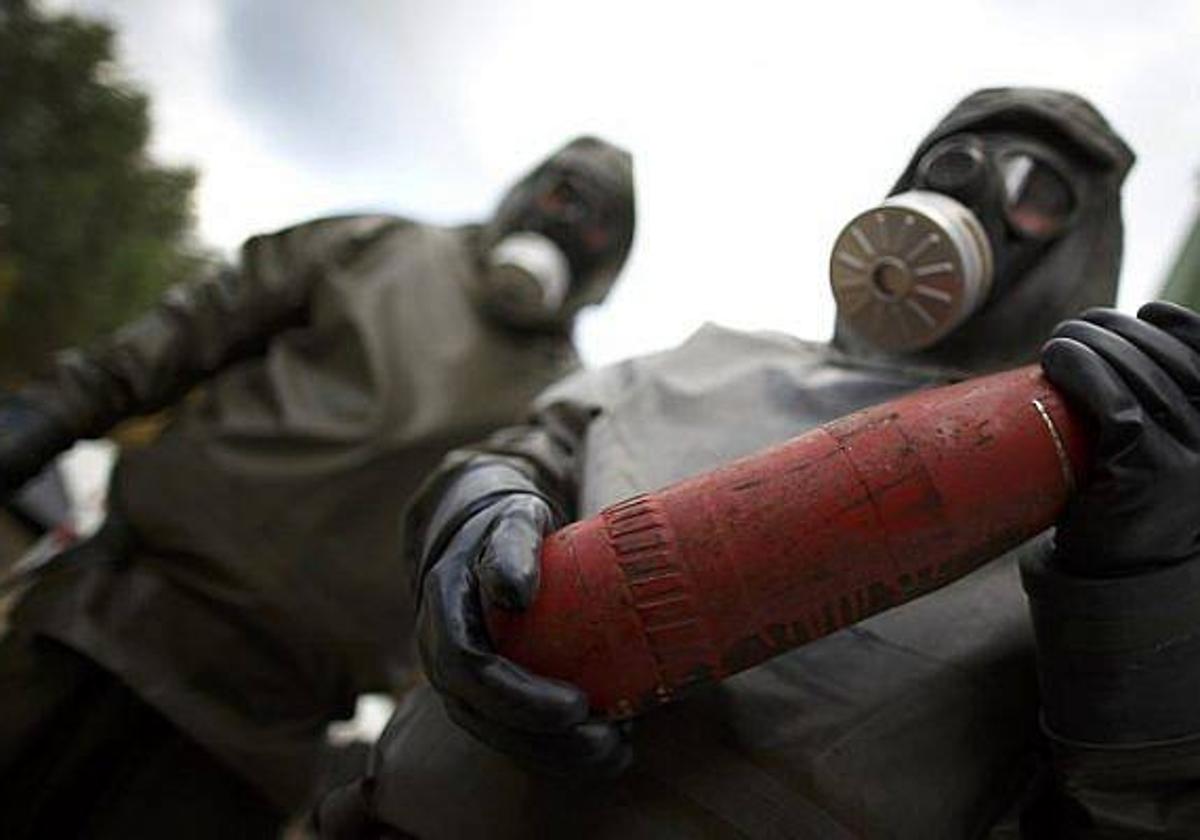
47, 0, 1200, 365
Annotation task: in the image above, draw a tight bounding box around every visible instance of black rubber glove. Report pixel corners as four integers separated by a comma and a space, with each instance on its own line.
1040, 302, 1200, 576
411, 458, 632, 778
1029, 302, 1200, 745
0, 393, 73, 503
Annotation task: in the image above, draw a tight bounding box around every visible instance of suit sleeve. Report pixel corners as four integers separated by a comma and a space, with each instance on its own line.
17, 215, 395, 439
1021, 550, 1200, 837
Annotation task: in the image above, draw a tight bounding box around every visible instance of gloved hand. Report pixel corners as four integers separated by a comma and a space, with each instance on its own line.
411, 458, 632, 777
1040, 301, 1200, 576
0, 393, 73, 502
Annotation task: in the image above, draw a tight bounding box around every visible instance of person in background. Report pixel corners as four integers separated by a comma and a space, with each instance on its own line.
320, 90, 1196, 839
0, 135, 636, 837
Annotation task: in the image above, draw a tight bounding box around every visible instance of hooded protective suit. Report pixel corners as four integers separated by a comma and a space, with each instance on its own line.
342, 90, 1170, 839
2, 136, 635, 813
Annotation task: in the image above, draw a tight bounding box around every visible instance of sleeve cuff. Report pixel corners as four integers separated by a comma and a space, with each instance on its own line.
1021, 549, 1200, 745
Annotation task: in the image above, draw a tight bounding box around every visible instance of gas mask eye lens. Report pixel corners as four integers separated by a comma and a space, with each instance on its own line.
537, 175, 590, 223
918, 139, 987, 198
1000, 152, 1075, 239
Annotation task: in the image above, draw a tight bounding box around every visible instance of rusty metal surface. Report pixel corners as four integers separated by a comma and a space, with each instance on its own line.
488, 365, 1089, 717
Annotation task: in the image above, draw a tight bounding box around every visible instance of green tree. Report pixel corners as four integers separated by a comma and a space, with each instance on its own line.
0, 0, 202, 383
1161, 188, 1200, 312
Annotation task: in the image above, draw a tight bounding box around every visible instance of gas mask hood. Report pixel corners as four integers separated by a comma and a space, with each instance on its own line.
830, 88, 1134, 373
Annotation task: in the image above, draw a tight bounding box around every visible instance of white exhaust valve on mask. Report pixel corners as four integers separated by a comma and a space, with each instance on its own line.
486, 232, 572, 323
829, 190, 994, 353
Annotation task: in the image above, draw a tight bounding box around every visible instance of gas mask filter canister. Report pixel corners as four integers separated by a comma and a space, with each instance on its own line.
829, 190, 994, 353
486, 231, 572, 325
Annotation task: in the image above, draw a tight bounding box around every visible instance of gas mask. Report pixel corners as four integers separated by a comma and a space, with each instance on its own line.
483, 163, 624, 327
830, 133, 1079, 353
484, 231, 572, 327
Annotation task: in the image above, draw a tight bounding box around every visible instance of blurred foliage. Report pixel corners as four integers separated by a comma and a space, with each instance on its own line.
1161, 203, 1200, 313
0, 0, 204, 384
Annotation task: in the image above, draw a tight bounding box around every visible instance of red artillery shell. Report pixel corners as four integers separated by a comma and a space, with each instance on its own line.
486, 365, 1089, 718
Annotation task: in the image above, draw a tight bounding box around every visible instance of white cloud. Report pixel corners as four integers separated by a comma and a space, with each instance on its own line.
46, 0, 1200, 365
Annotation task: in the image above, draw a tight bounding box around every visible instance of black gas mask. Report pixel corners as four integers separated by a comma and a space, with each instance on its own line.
830, 132, 1080, 353
485, 164, 626, 327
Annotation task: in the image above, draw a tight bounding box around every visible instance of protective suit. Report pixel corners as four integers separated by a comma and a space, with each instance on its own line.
320, 90, 1199, 840
0, 136, 636, 827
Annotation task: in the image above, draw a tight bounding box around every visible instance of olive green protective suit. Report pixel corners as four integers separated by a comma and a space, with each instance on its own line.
7, 137, 635, 811
351, 91, 1197, 839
